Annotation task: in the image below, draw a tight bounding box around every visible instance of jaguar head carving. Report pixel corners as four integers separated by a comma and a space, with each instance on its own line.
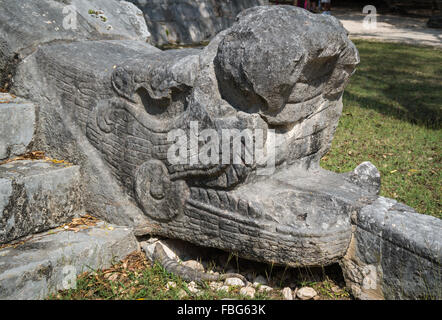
86, 7, 370, 267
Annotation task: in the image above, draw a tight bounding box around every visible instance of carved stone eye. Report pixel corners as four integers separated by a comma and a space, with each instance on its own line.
96, 101, 115, 133
133, 86, 190, 121
134, 87, 170, 118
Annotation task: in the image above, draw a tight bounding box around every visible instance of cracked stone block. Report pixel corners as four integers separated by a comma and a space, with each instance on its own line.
0, 222, 138, 299
0, 160, 84, 244
341, 197, 442, 300
0, 95, 35, 160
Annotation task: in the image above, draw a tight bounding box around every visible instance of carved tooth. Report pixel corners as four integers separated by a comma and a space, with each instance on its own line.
226, 194, 238, 212
190, 187, 200, 198
238, 199, 248, 216
225, 165, 239, 186
198, 188, 209, 203
217, 190, 229, 210
207, 189, 220, 208
248, 202, 263, 219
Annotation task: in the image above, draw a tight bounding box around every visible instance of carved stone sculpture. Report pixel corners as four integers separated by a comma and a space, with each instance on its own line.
8, 6, 441, 299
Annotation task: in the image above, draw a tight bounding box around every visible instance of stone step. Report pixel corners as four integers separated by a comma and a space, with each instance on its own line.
0, 221, 138, 299
0, 160, 83, 244
341, 197, 442, 300
0, 93, 36, 161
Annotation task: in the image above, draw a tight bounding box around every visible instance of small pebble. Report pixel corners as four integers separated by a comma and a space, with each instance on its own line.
182, 260, 205, 272
282, 287, 293, 300
217, 285, 230, 293
297, 287, 318, 300
187, 281, 199, 293
225, 277, 245, 287
240, 286, 256, 298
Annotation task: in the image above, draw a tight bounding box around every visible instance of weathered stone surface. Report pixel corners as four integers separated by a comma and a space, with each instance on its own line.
6, 4, 441, 301
127, 0, 268, 46
225, 277, 245, 287
214, 6, 359, 125
0, 0, 150, 90
0, 160, 83, 244
11, 6, 365, 267
13, 40, 161, 229
0, 96, 35, 160
0, 222, 137, 299
340, 197, 442, 300
344, 161, 381, 195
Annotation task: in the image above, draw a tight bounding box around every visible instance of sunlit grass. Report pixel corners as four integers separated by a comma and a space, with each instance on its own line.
321, 40, 441, 218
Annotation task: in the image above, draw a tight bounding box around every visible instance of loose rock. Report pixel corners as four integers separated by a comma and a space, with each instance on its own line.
253, 275, 268, 286
282, 287, 293, 300
182, 260, 205, 272
258, 285, 273, 293
178, 289, 188, 299
240, 286, 256, 298
217, 285, 230, 293
225, 277, 245, 287
187, 281, 199, 294
297, 287, 318, 300
209, 281, 223, 291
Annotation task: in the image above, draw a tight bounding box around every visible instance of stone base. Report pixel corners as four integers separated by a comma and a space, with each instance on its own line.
0, 222, 138, 299
340, 197, 442, 300
0, 160, 83, 244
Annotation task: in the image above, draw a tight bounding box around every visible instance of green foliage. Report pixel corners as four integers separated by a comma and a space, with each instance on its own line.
322, 40, 441, 218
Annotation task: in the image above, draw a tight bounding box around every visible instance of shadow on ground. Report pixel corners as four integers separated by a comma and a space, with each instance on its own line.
345, 40, 442, 129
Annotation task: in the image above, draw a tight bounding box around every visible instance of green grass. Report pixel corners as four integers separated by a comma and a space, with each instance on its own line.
321, 40, 441, 218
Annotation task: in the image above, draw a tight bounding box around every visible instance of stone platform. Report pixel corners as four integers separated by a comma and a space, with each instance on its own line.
0, 160, 83, 244
0, 222, 138, 299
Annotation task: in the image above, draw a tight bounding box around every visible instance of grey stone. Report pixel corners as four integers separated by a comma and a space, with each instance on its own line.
182, 260, 205, 272
340, 197, 442, 300
0, 222, 138, 299
225, 277, 245, 287
11, 6, 366, 268
240, 286, 255, 298
253, 275, 268, 286
127, 0, 268, 46
296, 287, 317, 300
0, 98, 35, 160
257, 285, 273, 292
0, 160, 83, 244
344, 161, 381, 195
0, 0, 150, 90
3, 5, 440, 300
